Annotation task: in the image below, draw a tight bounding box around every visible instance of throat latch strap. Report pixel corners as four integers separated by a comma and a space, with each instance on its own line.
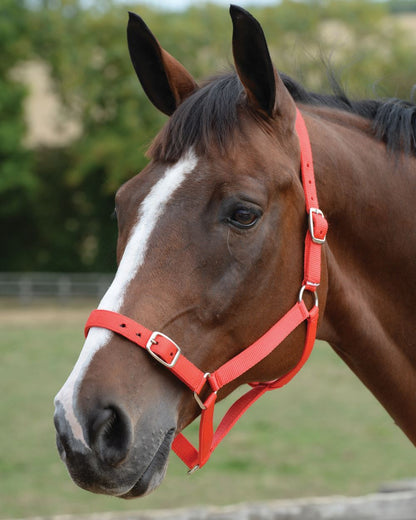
84, 108, 327, 472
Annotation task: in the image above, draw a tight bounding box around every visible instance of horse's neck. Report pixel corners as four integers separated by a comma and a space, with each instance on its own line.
309, 107, 416, 444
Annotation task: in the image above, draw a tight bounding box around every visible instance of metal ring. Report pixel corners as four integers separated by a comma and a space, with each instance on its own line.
298, 285, 319, 308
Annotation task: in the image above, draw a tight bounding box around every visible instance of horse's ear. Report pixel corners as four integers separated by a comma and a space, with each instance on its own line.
127, 11, 198, 116
230, 5, 295, 122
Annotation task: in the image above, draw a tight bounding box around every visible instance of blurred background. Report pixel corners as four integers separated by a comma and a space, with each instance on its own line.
1, 0, 416, 518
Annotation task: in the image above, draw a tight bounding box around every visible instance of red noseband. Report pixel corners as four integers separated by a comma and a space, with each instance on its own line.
84, 108, 328, 472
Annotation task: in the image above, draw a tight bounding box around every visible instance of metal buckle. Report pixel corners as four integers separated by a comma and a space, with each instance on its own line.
299, 284, 319, 308
146, 332, 181, 368
309, 208, 326, 245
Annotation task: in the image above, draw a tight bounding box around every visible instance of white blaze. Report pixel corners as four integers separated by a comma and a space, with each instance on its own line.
54, 151, 198, 447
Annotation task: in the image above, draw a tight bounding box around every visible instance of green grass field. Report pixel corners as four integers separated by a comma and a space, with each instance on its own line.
0, 302, 414, 519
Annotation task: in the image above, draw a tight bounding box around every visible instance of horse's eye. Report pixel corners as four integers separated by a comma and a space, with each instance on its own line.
227, 207, 261, 229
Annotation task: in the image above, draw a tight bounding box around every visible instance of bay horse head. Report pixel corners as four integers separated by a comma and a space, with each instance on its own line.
54, 6, 324, 497
54, 3, 416, 499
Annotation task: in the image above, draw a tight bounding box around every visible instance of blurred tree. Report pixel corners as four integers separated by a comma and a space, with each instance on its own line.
0, 0, 35, 270
390, 0, 416, 13
2, 0, 416, 271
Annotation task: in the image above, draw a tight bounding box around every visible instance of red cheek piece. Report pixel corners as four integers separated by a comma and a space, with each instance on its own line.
84, 108, 327, 473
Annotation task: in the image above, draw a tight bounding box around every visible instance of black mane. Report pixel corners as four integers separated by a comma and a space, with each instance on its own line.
149, 71, 416, 161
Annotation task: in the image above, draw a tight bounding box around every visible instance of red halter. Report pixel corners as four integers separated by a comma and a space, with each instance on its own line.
84, 108, 328, 472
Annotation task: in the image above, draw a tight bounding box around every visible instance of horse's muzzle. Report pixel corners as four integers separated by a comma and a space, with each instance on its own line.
53, 400, 175, 497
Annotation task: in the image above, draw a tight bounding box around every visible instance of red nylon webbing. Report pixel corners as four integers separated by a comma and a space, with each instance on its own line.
295, 110, 318, 212
172, 304, 320, 470
209, 301, 309, 390
84, 108, 327, 472
296, 111, 328, 291
85, 309, 208, 395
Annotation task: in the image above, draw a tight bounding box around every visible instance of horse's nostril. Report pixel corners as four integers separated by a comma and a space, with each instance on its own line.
55, 431, 67, 462
89, 406, 132, 467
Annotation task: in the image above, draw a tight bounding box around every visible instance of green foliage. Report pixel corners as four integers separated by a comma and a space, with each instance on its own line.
390, 0, 416, 13
0, 1, 34, 227
2, 0, 416, 271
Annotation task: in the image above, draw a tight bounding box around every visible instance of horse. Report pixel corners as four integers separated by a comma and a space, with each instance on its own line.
53, 5, 416, 498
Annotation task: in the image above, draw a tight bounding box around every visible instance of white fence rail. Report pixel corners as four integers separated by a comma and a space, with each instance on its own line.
0, 272, 113, 303
6, 490, 416, 520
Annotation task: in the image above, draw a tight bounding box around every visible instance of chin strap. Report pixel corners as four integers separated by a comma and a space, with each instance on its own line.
84, 108, 328, 473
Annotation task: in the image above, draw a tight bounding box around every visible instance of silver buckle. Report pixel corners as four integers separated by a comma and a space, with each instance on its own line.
309, 208, 326, 244
146, 332, 181, 368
